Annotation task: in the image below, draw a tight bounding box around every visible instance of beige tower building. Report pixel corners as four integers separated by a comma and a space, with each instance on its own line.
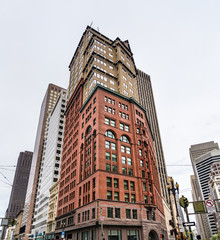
21, 84, 65, 240
136, 70, 173, 238
68, 26, 139, 103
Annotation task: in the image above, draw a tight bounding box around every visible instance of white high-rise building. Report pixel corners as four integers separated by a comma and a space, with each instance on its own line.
192, 149, 220, 236
209, 162, 220, 231
31, 89, 67, 236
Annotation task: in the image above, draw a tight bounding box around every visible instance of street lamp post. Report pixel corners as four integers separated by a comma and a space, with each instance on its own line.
167, 178, 184, 240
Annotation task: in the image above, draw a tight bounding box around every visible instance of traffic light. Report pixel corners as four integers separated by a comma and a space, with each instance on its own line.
10, 219, 16, 226
179, 196, 189, 208
160, 234, 165, 239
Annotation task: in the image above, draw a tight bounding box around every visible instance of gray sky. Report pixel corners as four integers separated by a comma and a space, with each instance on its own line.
0, 0, 220, 222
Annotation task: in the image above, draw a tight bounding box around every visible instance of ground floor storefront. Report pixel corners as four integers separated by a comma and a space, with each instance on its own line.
55, 223, 165, 240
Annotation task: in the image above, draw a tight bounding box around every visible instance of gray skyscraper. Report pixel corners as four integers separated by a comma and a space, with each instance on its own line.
136, 69, 173, 237
6, 151, 33, 219
2, 151, 33, 239
190, 141, 219, 238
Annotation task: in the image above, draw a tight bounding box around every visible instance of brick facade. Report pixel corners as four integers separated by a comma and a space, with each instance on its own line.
55, 84, 167, 240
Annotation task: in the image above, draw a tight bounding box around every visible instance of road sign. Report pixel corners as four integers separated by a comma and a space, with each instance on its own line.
100, 216, 104, 221
205, 200, 214, 207
179, 225, 184, 233
183, 222, 195, 227
205, 200, 215, 213
61, 231, 65, 238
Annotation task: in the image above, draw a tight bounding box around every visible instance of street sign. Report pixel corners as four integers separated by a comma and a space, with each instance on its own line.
205, 200, 214, 207
100, 216, 104, 221
205, 200, 215, 213
179, 225, 184, 233
183, 222, 195, 227
61, 231, 65, 238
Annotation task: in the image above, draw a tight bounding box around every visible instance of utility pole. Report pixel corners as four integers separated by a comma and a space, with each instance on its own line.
167, 178, 184, 240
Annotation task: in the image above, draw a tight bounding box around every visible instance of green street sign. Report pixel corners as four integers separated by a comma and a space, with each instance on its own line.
193, 201, 207, 213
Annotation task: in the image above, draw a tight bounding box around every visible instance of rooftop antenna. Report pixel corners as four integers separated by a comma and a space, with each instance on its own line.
90, 21, 93, 27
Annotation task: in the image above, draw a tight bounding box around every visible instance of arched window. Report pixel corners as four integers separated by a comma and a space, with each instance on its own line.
105, 130, 115, 139
121, 135, 130, 143
86, 126, 92, 135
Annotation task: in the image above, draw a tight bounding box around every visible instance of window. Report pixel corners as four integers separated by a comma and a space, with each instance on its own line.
122, 167, 127, 175
143, 183, 146, 191
149, 184, 152, 192
126, 147, 131, 154
107, 177, 112, 187
105, 118, 115, 127
121, 135, 130, 143
139, 149, 142, 156
106, 152, 111, 160
130, 181, 135, 191
108, 230, 121, 240
120, 123, 129, 132
115, 208, 121, 218
138, 140, 141, 145
107, 191, 112, 200
105, 118, 110, 125
132, 209, 137, 219
121, 145, 125, 153
144, 195, 148, 204
124, 180, 128, 190
111, 143, 116, 150
122, 156, 126, 164
131, 194, 135, 203
105, 141, 110, 149
127, 158, 132, 165
114, 178, 119, 188
137, 128, 140, 134
128, 169, 133, 176
105, 130, 115, 139
126, 209, 131, 219
82, 231, 89, 240
140, 160, 143, 167
125, 193, 129, 202
106, 164, 111, 171
112, 154, 117, 162
92, 208, 95, 219
112, 165, 117, 172
142, 171, 145, 178
114, 192, 119, 201
146, 211, 150, 220
127, 230, 139, 240
107, 207, 113, 218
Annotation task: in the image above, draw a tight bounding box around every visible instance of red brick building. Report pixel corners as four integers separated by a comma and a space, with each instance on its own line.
55, 83, 167, 240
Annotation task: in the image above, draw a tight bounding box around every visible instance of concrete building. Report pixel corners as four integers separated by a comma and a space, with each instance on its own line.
14, 210, 23, 240
190, 175, 208, 239
68, 26, 139, 104
191, 147, 220, 237
2, 151, 33, 240
46, 181, 59, 240
55, 26, 167, 240
190, 141, 219, 239
21, 84, 65, 240
31, 89, 67, 237
209, 162, 220, 231
6, 151, 33, 220
136, 70, 173, 238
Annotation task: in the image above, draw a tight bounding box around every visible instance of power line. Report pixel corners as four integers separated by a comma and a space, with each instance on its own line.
0, 171, 12, 185
0, 179, 12, 187
166, 164, 192, 166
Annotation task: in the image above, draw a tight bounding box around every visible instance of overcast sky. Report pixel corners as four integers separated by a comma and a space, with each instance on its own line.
0, 0, 220, 222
